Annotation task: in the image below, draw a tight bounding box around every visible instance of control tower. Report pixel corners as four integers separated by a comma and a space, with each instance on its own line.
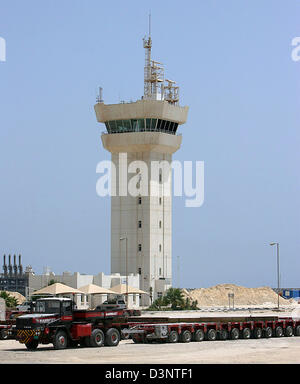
94, 29, 189, 305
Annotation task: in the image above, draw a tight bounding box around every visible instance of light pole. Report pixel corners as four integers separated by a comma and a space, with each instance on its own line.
270, 242, 280, 310
120, 237, 128, 304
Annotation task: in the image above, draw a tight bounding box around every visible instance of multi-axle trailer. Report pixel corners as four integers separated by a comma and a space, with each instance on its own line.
11, 297, 300, 350
125, 316, 300, 343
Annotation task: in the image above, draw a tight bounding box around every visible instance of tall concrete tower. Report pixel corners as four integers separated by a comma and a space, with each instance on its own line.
94, 29, 188, 305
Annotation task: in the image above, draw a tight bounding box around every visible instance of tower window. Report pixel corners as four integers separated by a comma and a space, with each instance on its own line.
159, 268, 162, 276
138, 197, 142, 205
159, 220, 162, 229
106, 119, 176, 135
159, 244, 162, 252
146, 118, 151, 130
159, 197, 162, 205
138, 244, 142, 252
159, 171, 162, 183
138, 220, 142, 228
157, 119, 163, 130
138, 267, 142, 275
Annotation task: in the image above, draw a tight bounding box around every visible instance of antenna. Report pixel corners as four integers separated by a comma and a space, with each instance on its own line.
143, 12, 165, 100
96, 87, 103, 103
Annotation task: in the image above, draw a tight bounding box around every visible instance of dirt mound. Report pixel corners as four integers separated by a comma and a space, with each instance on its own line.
3, 291, 26, 304
182, 284, 290, 307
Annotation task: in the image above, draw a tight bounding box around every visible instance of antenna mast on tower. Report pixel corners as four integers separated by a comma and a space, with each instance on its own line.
143, 13, 164, 101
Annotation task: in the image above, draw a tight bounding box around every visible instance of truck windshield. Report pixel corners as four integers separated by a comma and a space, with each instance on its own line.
35, 300, 61, 314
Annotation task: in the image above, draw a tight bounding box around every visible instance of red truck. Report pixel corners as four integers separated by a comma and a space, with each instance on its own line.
0, 309, 29, 340
15, 297, 139, 350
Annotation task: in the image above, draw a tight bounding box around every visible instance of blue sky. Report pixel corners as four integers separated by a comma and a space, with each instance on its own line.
0, 0, 299, 288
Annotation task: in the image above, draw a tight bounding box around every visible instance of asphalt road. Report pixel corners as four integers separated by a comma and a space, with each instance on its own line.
1, 336, 300, 364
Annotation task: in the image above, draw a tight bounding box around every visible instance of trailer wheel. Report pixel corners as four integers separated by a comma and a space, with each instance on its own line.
275, 326, 283, 337
90, 329, 105, 347
25, 339, 39, 351
219, 329, 228, 340
254, 328, 262, 339
295, 325, 300, 336
285, 326, 293, 337
53, 330, 68, 350
193, 329, 205, 342
207, 329, 217, 341
105, 328, 120, 347
168, 330, 179, 343
264, 327, 273, 338
242, 328, 251, 339
180, 330, 192, 343
230, 328, 239, 340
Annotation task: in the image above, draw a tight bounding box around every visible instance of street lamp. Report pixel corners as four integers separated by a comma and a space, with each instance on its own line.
120, 237, 128, 303
270, 242, 280, 310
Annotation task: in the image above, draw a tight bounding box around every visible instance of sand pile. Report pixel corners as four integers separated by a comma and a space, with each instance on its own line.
182, 284, 291, 307
2, 291, 26, 304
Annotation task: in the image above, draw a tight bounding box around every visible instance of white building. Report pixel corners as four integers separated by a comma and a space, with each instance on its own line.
94, 32, 189, 305
27, 270, 141, 309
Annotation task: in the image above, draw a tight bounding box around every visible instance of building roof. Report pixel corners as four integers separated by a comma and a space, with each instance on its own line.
110, 284, 148, 295
32, 282, 84, 295
78, 283, 115, 295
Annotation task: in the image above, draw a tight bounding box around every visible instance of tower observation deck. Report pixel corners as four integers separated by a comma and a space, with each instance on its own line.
94, 29, 189, 305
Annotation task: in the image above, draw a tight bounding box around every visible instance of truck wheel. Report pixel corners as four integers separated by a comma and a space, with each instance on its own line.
264, 327, 273, 338
25, 339, 39, 351
180, 330, 192, 343
53, 330, 68, 349
90, 329, 105, 347
275, 326, 283, 337
242, 328, 251, 339
230, 328, 239, 340
219, 329, 228, 340
0, 329, 8, 340
254, 328, 262, 339
168, 330, 179, 343
193, 329, 205, 342
285, 326, 293, 337
105, 328, 120, 347
207, 329, 217, 341
295, 325, 300, 336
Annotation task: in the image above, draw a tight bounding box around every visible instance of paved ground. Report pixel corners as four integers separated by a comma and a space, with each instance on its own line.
1, 336, 300, 364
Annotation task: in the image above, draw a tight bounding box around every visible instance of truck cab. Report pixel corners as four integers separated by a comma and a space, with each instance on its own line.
15, 297, 74, 350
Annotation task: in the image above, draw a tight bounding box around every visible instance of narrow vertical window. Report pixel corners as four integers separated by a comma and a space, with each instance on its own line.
138, 220, 142, 228
138, 244, 142, 252
159, 171, 162, 183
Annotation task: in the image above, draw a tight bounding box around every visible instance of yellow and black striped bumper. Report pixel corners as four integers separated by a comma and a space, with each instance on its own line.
16, 329, 40, 344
